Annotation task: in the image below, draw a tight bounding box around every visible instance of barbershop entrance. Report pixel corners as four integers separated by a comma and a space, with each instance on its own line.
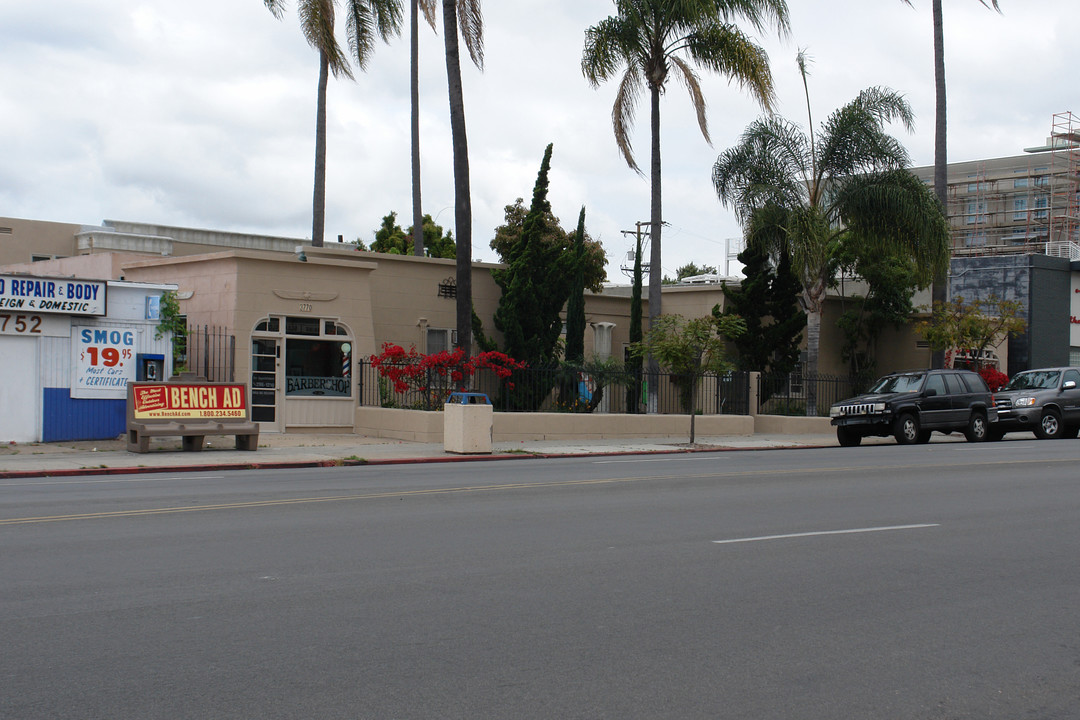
250, 316, 354, 433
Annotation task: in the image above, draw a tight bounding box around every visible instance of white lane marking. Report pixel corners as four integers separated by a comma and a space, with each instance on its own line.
593, 458, 679, 464
712, 523, 940, 545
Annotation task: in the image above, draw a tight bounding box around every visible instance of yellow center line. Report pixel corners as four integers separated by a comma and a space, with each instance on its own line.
1, 457, 1072, 526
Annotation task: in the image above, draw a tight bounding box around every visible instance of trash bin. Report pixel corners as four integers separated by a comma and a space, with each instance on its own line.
443, 392, 493, 454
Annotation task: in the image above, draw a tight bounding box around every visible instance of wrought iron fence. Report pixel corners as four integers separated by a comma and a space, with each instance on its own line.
757, 372, 861, 417
358, 361, 751, 415
182, 324, 236, 382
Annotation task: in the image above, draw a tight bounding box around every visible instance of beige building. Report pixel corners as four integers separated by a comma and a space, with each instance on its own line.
2, 215, 939, 434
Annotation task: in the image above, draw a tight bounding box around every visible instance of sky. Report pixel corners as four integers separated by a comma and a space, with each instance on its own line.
1, 1, 1075, 283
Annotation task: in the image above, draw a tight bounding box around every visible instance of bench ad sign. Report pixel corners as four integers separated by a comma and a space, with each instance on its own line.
72, 326, 137, 399
0, 275, 106, 316
132, 384, 248, 419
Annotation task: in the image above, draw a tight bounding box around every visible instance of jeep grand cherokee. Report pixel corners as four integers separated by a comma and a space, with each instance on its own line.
830, 369, 996, 447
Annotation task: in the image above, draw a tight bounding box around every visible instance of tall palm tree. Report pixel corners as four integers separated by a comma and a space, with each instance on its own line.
442, 0, 483, 359
263, 0, 402, 247
712, 61, 950, 414
410, 0, 437, 256
582, 0, 789, 409
899, 0, 1001, 368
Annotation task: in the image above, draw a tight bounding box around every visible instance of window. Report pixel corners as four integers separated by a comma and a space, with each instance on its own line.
925, 374, 947, 396
965, 200, 988, 225
1034, 175, 1049, 187
1013, 196, 1028, 221
1064, 369, 1080, 387
426, 328, 455, 355
1034, 195, 1049, 221
1014, 177, 1029, 189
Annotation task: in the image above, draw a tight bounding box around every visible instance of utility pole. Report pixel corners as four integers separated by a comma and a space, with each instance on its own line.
620, 221, 658, 413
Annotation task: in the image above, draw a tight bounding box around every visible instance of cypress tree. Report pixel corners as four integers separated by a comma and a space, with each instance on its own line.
564, 206, 587, 366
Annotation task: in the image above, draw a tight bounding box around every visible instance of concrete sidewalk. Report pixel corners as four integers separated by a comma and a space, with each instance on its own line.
0, 431, 868, 478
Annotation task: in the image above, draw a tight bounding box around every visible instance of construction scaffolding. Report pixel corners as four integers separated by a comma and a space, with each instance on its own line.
1047, 111, 1080, 253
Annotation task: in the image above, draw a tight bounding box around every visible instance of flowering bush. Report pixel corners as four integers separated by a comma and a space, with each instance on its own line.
978, 366, 1009, 392
369, 343, 525, 408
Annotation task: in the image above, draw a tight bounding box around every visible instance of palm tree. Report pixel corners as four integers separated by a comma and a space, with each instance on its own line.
712, 57, 950, 414
582, 0, 789, 410
263, 0, 402, 247
899, 0, 1001, 368
410, 0, 437, 256
441, 0, 483, 359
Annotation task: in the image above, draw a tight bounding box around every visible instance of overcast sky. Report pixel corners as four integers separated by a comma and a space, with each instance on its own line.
1, 1, 1074, 282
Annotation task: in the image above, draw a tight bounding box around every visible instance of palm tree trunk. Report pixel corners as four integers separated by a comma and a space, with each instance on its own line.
312, 47, 329, 248
646, 83, 662, 413
804, 307, 820, 417
930, 0, 948, 368
443, 0, 472, 360
410, 0, 425, 257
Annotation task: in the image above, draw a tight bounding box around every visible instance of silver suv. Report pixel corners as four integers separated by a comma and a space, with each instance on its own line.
990, 367, 1080, 440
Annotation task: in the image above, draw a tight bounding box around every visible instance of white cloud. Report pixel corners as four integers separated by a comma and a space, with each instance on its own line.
0, 0, 1073, 281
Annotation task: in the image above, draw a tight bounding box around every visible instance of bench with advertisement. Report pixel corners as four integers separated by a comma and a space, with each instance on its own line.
127, 374, 259, 453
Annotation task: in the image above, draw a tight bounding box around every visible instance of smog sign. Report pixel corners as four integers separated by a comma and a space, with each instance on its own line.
72, 325, 137, 398
0, 275, 107, 316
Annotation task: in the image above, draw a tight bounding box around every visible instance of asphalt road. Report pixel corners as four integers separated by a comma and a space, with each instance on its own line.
2, 441, 1079, 719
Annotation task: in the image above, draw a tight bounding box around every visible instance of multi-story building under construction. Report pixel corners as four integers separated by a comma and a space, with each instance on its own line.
910, 112, 1079, 258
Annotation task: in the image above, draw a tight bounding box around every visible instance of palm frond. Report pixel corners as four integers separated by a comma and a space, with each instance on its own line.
816, 87, 913, 179
345, 0, 402, 71
713, 115, 812, 221
264, 0, 287, 20
685, 22, 775, 112
712, 0, 791, 38
419, 0, 437, 29
457, 0, 484, 70
669, 56, 709, 144
613, 68, 644, 174
302, 0, 354, 79
833, 169, 950, 285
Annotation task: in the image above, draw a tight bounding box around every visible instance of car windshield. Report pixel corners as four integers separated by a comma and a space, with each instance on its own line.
1005, 370, 1060, 390
867, 373, 924, 394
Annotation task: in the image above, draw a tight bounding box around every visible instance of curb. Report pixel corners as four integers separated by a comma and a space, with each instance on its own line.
0, 442, 835, 480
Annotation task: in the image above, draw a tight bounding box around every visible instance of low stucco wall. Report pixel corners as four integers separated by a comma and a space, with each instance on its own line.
355, 407, 765, 443
752, 414, 833, 435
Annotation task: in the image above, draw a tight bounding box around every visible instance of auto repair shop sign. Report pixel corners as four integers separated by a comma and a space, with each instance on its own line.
0, 274, 106, 316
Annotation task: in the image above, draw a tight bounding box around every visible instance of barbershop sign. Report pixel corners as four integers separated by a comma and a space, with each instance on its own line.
0, 274, 106, 316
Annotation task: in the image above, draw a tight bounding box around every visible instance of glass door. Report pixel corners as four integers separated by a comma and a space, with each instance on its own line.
251, 336, 279, 428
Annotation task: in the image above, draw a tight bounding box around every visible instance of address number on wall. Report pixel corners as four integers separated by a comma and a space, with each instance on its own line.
0, 314, 43, 335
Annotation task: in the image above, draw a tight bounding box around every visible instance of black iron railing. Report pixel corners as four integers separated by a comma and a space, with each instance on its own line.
358, 361, 751, 415
757, 372, 861, 417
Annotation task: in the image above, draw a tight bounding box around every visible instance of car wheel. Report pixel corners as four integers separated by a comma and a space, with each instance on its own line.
836, 426, 862, 447
964, 412, 988, 442
986, 427, 1006, 442
1034, 408, 1063, 440
893, 413, 920, 445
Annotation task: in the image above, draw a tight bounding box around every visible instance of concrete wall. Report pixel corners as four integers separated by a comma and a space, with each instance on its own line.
0, 216, 82, 265
950, 254, 1071, 374
356, 406, 756, 443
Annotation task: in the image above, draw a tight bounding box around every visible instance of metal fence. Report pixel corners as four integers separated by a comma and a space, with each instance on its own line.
757, 372, 861, 417
358, 361, 751, 415
182, 325, 236, 382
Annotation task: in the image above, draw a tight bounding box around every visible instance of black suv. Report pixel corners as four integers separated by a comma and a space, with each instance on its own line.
830, 369, 997, 446
990, 367, 1080, 440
